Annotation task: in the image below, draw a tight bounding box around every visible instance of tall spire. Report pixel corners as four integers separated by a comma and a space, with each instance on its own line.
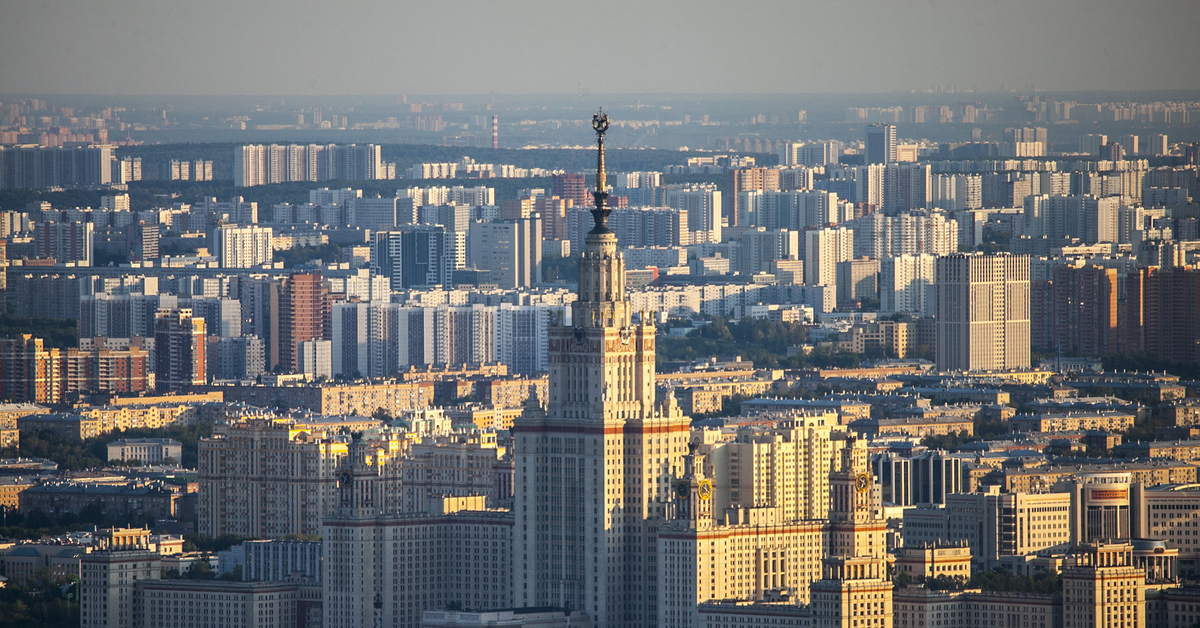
590, 109, 611, 233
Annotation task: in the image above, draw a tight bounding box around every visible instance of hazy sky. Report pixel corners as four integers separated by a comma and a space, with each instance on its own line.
2, 0, 1197, 95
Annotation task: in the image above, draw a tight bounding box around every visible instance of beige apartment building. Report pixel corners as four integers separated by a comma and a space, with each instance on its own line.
935, 253, 1031, 372
197, 419, 406, 538
1009, 410, 1136, 433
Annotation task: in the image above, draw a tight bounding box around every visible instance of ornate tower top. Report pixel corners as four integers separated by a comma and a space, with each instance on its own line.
590, 109, 611, 234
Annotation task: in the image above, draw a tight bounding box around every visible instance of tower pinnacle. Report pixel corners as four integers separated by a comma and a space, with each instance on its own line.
591, 109, 611, 233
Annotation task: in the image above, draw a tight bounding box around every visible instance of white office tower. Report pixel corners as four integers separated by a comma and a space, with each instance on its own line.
805, 227, 854, 287
514, 115, 691, 628
880, 254, 937, 316
935, 253, 1031, 372
665, 184, 722, 243
1022, 194, 1120, 244
213, 224, 273, 269
759, 190, 840, 230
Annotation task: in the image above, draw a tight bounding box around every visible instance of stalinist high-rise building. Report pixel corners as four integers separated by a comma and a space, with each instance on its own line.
513, 111, 692, 627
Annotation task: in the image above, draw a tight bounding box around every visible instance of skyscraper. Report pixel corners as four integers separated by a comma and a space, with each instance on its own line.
865, 124, 897, 165
935, 253, 1031, 371
154, 308, 206, 392
513, 111, 691, 627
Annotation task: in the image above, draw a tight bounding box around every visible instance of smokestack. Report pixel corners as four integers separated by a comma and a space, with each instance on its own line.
492, 115, 498, 149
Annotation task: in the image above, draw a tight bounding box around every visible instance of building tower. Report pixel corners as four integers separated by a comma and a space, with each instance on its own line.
79, 528, 162, 628
811, 437, 894, 628
154, 308, 206, 393
513, 110, 691, 627
935, 253, 1031, 372
866, 124, 897, 165
1062, 543, 1146, 628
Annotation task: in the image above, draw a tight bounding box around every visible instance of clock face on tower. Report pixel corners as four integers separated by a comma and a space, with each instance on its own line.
855, 472, 870, 493
698, 479, 713, 501
339, 469, 353, 488
675, 481, 690, 499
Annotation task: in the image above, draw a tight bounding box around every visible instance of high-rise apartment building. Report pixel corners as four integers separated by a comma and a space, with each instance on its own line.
880, 254, 937, 316
1023, 195, 1119, 244
0, 335, 64, 404
235, 143, 383, 187
278, 273, 329, 374
836, 258, 880, 305
666, 184, 722, 243
865, 124, 897, 165
1121, 266, 1200, 365
371, 227, 465, 291
513, 114, 692, 627
758, 190, 841, 230
884, 163, 931, 213
1035, 263, 1119, 355
154, 308, 206, 392
805, 227, 854, 287
551, 172, 589, 207
197, 419, 404, 538
0, 145, 114, 190
33, 220, 93, 265
468, 215, 543, 288
935, 253, 1031, 371
1080, 134, 1108, 156
732, 167, 781, 227
213, 224, 273, 268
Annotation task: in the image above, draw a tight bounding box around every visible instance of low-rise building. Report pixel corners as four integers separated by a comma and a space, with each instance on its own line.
1004, 460, 1197, 493
137, 579, 320, 628
0, 476, 36, 509
212, 380, 435, 416
892, 586, 1061, 628
0, 543, 87, 583
861, 416, 974, 438
894, 543, 973, 581
106, 438, 183, 464
1009, 410, 1136, 433
422, 608, 593, 628
19, 481, 179, 520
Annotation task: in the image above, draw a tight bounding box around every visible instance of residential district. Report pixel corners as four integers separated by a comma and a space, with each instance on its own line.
1, 97, 1200, 628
